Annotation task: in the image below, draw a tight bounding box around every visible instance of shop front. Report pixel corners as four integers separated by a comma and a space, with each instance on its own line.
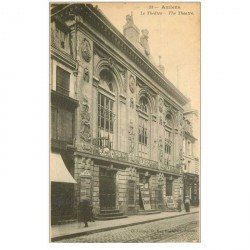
50, 152, 77, 224
183, 173, 199, 206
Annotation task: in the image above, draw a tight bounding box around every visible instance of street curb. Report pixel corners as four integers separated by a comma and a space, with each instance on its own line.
51, 211, 199, 242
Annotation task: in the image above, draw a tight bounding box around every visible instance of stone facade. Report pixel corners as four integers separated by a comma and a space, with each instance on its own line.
50, 4, 195, 221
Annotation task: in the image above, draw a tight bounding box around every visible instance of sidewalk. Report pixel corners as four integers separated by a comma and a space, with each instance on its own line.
51, 207, 199, 242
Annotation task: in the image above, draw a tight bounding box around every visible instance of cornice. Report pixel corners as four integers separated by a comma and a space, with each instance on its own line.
184, 131, 197, 141
85, 5, 189, 106
50, 44, 77, 70
51, 90, 79, 109
53, 4, 189, 107
80, 24, 184, 112
74, 149, 181, 177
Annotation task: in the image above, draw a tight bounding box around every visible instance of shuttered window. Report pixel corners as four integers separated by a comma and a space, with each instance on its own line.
56, 66, 70, 96
51, 105, 74, 144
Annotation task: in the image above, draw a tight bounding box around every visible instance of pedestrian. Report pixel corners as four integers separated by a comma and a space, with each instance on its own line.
184, 195, 190, 212
177, 195, 182, 212
89, 201, 95, 222
79, 197, 91, 227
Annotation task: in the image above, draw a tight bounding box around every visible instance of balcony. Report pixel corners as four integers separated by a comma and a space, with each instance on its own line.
81, 142, 181, 175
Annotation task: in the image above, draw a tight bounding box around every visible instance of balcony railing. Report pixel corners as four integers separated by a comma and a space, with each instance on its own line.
82, 142, 181, 175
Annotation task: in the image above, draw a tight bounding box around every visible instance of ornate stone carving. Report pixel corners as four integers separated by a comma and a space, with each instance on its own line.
178, 112, 183, 126
81, 38, 91, 62
130, 98, 134, 109
157, 172, 164, 183
80, 169, 91, 177
127, 167, 137, 180
158, 137, 164, 164
165, 104, 177, 116
83, 67, 89, 82
126, 14, 133, 24
159, 98, 163, 113
108, 57, 115, 69
80, 96, 91, 150
159, 116, 163, 125
129, 75, 135, 93
128, 121, 135, 154
140, 29, 150, 56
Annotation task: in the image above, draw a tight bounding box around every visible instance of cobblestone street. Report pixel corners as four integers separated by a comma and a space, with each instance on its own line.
58, 213, 199, 243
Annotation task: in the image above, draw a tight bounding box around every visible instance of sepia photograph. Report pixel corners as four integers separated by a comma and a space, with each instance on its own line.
50, 2, 200, 243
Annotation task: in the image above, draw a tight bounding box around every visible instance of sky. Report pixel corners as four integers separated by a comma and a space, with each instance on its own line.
97, 2, 200, 111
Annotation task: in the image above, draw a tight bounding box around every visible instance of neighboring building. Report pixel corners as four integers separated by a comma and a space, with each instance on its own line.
50, 4, 195, 224
182, 109, 200, 206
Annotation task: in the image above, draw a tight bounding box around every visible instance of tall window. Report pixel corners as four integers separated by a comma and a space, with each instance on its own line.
187, 141, 192, 155
165, 114, 174, 164
138, 97, 149, 158
56, 66, 70, 96
98, 93, 115, 149
139, 97, 148, 113
138, 117, 148, 158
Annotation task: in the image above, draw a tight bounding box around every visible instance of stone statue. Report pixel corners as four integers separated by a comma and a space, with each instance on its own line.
126, 13, 133, 24
140, 29, 150, 56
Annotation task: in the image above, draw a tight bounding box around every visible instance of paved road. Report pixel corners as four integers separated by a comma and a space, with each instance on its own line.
58, 213, 199, 243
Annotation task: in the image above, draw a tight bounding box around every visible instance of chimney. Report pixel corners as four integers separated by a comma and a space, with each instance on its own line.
123, 13, 140, 44
140, 29, 150, 56
158, 56, 165, 75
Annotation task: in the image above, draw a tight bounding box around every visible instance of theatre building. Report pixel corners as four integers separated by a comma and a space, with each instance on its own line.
50, 4, 191, 223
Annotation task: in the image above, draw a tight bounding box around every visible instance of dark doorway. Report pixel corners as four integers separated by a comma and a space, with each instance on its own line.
166, 178, 173, 196
51, 182, 75, 224
99, 168, 116, 210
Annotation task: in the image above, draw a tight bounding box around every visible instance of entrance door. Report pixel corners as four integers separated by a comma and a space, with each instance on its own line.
99, 168, 116, 210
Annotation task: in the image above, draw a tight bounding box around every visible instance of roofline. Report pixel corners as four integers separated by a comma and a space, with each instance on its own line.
51, 3, 189, 105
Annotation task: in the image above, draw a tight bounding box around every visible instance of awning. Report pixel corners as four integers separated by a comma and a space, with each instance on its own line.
50, 152, 77, 184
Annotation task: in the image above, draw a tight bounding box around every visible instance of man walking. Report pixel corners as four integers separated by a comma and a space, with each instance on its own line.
79, 197, 91, 227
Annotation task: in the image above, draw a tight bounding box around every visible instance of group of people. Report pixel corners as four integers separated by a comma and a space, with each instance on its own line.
78, 197, 95, 227
79, 195, 191, 227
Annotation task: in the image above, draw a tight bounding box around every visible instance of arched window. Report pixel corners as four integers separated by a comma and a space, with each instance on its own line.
139, 96, 148, 113
99, 69, 114, 92
98, 69, 116, 149
138, 96, 150, 158
164, 113, 174, 164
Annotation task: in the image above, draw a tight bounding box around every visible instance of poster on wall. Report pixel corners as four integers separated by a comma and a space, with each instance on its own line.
140, 186, 152, 211
165, 196, 175, 209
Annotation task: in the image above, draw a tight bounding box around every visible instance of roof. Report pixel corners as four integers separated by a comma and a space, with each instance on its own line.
51, 3, 190, 107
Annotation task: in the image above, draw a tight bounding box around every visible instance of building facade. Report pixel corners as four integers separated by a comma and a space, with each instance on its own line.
182, 109, 200, 206
50, 4, 196, 223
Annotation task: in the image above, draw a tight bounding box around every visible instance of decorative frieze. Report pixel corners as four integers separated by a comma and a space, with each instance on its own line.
157, 172, 165, 184
80, 96, 92, 151
83, 67, 89, 82
159, 98, 163, 113
129, 75, 136, 93
130, 98, 134, 109
158, 137, 164, 164
128, 121, 135, 154
127, 167, 137, 181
